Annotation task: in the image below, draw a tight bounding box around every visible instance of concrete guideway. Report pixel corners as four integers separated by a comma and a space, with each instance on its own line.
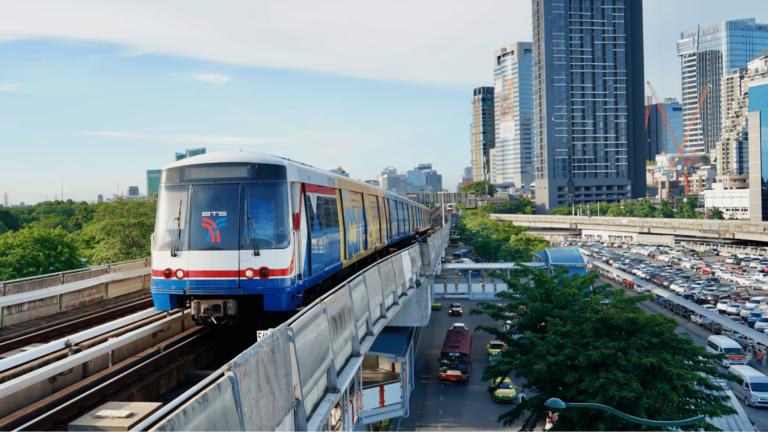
134, 225, 452, 432
490, 214, 768, 243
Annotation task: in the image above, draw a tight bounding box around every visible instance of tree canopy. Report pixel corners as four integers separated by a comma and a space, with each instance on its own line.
0, 226, 82, 280
461, 180, 497, 197
472, 268, 737, 431
549, 198, 703, 220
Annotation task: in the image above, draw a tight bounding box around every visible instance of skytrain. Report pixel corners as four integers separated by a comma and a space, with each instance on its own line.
150, 151, 429, 324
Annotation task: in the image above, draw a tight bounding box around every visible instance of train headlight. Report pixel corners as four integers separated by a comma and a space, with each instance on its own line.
175, 269, 185, 279
259, 268, 270, 279
245, 268, 255, 279
164, 268, 173, 279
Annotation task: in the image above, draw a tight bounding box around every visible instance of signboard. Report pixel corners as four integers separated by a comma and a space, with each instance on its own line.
495, 77, 516, 139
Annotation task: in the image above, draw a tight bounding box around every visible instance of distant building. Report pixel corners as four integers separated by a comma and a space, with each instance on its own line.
471, 87, 495, 182
490, 42, 534, 191
364, 180, 380, 188
678, 19, 768, 155
147, 169, 161, 198
98, 195, 104, 203
716, 51, 768, 177
406, 170, 424, 187
748, 78, 768, 220
704, 181, 750, 220
407, 192, 477, 209
330, 166, 350, 177
19, 202, 24, 207
645, 98, 683, 162
175, 148, 206, 161
532, 0, 646, 213
128, 186, 140, 198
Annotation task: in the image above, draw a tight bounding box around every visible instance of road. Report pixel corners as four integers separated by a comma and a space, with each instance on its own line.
397, 300, 537, 431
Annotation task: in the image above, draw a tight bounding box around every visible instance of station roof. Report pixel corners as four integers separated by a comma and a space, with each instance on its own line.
533, 248, 586, 267
369, 327, 413, 359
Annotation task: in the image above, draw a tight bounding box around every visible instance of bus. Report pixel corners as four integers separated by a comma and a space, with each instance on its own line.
449, 235, 459, 247
446, 203, 455, 212
439, 328, 472, 381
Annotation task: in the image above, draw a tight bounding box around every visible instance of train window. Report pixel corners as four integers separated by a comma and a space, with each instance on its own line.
306, 195, 340, 230
241, 183, 291, 249
177, 163, 287, 182
190, 184, 241, 251
154, 185, 190, 251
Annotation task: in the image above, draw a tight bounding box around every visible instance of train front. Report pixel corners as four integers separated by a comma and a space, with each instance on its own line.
150, 156, 298, 325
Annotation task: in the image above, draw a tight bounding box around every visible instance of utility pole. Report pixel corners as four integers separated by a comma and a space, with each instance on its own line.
441, 193, 445, 227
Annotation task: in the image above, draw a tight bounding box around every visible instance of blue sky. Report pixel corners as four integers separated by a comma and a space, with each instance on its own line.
2, 0, 768, 205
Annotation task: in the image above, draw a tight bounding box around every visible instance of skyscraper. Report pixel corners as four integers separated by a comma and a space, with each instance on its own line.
128, 186, 140, 198
645, 98, 683, 162
677, 19, 768, 155
489, 42, 534, 192
97, 195, 104, 203
748, 79, 768, 221
471, 87, 495, 182
147, 169, 161, 198
532, 0, 645, 213
175, 148, 207, 161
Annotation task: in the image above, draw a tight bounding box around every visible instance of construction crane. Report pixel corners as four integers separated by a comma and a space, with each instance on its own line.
644, 104, 651, 131
646, 81, 710, 169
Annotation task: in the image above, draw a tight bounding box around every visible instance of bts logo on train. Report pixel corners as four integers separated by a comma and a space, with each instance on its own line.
201, 211, 227, 243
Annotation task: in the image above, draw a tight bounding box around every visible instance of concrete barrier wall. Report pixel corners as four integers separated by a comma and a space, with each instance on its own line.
148, 226, 450, 432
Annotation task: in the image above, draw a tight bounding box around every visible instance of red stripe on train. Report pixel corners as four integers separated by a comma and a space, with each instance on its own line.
305, 184, 337, 196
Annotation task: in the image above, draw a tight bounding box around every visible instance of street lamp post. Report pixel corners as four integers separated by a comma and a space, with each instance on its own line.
543, 398, 705, 428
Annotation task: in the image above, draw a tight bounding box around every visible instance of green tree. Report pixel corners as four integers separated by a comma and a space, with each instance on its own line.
549, 207, 571, 216
605, 202, 623, 217
676, 198, 702, 219
700, 154, 709, 164
655, 200, 675, 218
0, 220, 7, 236
633, 198, 656, 218
461, 180, 497, 197
711, 207, 724, 220
78, 197, 157, 265
472, 268, 736, 431
0, 210, 20, 232
0, 226, 82, 281
482, 198, 532, 215
502, 232, 550, 262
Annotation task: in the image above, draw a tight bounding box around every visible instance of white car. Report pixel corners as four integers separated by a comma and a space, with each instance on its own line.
716, 300, 733, 313
726, 303, 745, 316
738, 253, 749, 259
703, 304, 718, 313
725, 257, 737, 264
691, 313, 712, 325
756, 317, 768, 331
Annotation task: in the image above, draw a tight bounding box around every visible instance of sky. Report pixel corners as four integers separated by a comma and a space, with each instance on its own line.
1, 0, 768, 205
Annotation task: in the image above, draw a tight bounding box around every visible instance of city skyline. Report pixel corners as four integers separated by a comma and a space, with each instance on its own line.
2, 1, 768, 204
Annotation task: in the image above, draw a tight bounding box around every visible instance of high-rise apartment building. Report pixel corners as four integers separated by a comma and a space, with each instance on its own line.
532, 0, 645, 214
175, 148, 207, 161
97, 195, 103, 203
471, 87, 495, 182
678, 19, 768, 155
717, 53, 768, 178
146, 169, 161, 198
489, 42, 534, 192
645, 98, 683, 162
748, 78, 768, 220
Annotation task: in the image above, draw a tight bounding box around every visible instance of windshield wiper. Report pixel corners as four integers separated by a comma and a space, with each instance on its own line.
245, 200, 262, 257
171, 200, 182, 257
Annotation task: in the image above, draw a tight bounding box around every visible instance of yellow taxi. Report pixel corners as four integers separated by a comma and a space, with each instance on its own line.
491, 377, 517, 403
487, 340, 506, 358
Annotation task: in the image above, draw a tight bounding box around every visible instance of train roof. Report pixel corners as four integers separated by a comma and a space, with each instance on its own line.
161, 151, 425, 207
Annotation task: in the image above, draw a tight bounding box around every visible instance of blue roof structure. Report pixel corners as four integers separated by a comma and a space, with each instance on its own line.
532, 248, 587, 276
368, 327, 413, 360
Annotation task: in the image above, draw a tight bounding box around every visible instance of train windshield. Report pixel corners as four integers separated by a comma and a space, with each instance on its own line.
155, 186, 190, 251
189, 185, 241, 251
241, 183, 291, 249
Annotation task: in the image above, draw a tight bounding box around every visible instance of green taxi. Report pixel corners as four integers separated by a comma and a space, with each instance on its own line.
491, 377, 518, 403
487, 340, 506, 358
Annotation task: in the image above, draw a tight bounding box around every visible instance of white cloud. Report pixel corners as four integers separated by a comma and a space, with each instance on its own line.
77, 131, 295, 146
0, 84, 21, 91
192, 73, 231, 84
0, 0, 532, 85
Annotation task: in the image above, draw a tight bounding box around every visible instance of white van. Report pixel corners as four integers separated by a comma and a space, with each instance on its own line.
728, 365, 768, 407
706, 335, 747, 367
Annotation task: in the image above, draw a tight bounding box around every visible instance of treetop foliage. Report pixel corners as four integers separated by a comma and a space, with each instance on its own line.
549, 198, 703, 220
472, 267, 737, 431
461, 180, 497, 197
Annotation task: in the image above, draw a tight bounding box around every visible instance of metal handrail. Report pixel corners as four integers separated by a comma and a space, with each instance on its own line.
0, 257, 149, 285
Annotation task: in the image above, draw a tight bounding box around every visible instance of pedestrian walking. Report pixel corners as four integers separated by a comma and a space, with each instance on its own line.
757, 349, 763, 367
519, 391, 527, 403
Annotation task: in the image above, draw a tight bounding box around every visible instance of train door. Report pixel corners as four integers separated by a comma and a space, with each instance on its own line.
304, 184, 341, 276
343, 190, 367, 259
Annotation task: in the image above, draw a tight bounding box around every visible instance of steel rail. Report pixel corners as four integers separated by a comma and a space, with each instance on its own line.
0, 307, 162, 373
0, 296, 153, 353
14, 328, 209, 431
0, 310, 186, 398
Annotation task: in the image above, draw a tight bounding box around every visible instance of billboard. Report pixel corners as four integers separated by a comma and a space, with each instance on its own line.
495, 77, 516, 139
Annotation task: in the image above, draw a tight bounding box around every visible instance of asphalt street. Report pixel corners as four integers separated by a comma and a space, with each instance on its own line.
396, 300, 537, 431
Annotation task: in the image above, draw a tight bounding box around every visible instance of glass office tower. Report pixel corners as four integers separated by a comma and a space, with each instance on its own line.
748, 80, 768, 221
677, 19, 768, 155
471, 87, 495, 182
645, 99, 683, 162
489, 42, 534, 192
532, 0, 645, 214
